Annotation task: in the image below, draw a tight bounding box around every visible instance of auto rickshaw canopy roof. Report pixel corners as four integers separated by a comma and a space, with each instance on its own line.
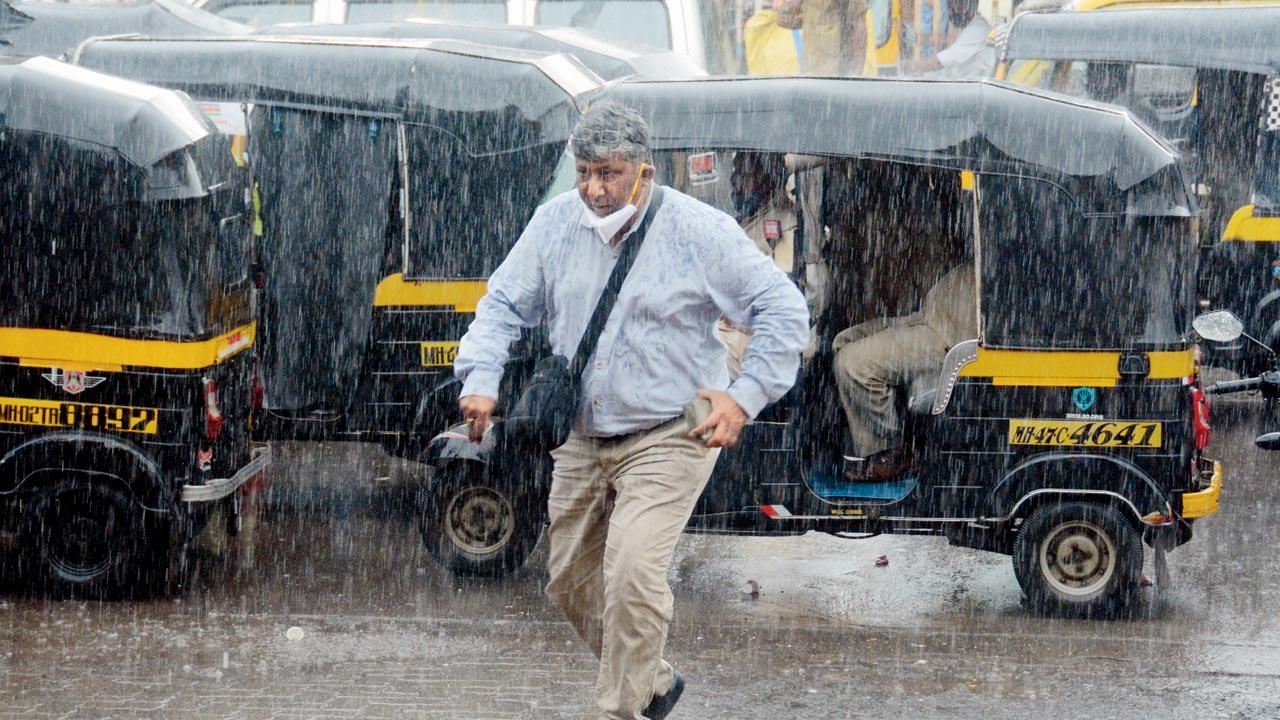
1001, 6, 1280, 76
257, 18, 707, 81
594, 77, 1188, 204
0, 0, 247, 59
74, 35, 602, 155
0, 55, 211, 170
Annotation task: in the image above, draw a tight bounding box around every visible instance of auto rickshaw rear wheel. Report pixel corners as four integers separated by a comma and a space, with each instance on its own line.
418, 461, 542, 578
24, 478, 153, 600
1012, 500, 1142, 618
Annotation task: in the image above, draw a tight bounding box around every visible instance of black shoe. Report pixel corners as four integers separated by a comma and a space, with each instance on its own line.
642, 670, 685, 720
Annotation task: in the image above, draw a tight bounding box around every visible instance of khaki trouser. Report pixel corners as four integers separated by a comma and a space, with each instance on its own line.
545, 418, 719, 720
832, 318, 949, 458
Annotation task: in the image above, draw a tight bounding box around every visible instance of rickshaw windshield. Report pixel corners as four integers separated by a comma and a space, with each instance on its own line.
0, 134, 252, 340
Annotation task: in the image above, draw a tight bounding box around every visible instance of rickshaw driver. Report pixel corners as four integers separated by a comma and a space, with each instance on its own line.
834, 260, 976, 482
454, 103, 809, 720
718, 151, 800, 379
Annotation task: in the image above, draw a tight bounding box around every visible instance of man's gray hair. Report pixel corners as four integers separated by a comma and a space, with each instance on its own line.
569, 101, 653, 165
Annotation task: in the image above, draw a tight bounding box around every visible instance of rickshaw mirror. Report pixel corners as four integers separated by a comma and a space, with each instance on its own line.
1255, 432, 1280, 451
1192, 310, 1245, 342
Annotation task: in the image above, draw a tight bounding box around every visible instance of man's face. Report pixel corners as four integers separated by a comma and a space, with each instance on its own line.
775, 0, 803, 29
948, 0, 976, 27
576, 156, 645, 217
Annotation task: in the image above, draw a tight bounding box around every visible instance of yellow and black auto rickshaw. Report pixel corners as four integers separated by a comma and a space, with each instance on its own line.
0, 56, 266, 597
995, 3, 1280, 370
72, 37, 598, 455
425, 76, 1221, 617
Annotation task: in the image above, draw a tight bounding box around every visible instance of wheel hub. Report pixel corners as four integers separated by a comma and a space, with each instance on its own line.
443, 486, 515, 556
1040, 520, 1116, 597
43, 491, 122, 581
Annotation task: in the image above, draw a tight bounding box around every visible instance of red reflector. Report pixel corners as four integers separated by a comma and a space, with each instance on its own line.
203, 377, 223, 441
1191, 386, 1210, 449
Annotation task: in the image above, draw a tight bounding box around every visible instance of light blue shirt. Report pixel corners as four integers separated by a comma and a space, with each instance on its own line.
455, 186, 810, 437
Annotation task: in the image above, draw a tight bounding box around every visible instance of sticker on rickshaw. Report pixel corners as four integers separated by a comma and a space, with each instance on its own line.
420, 342, 460, 367
1008, 420, 1162, 448
0, 397, 158, 434
687, 152, 719, 186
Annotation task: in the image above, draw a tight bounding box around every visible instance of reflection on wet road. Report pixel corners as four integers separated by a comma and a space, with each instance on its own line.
1, 399, 1279, 719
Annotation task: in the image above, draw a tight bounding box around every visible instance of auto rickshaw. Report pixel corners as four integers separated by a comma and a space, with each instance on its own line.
424, 76, 1221, 617
73, 36, 599, 461
994, 4, 1280, 370
0, 56, 266, 597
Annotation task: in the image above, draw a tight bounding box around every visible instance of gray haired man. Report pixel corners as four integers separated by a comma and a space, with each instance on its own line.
454, 102, 809, 719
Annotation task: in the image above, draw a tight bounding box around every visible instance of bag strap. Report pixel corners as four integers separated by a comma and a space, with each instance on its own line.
569, 186, 665, 379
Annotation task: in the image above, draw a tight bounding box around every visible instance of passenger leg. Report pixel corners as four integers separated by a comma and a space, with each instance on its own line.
716, 318, 751, 381
833, 323, 949, 460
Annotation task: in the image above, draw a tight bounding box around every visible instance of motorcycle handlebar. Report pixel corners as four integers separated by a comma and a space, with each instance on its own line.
1206, 377, 1266, 395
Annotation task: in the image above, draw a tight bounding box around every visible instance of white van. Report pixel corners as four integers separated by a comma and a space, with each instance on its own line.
197, 0, 735, 72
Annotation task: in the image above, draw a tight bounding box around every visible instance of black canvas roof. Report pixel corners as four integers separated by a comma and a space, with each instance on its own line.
0, 0, 247, 59
1001, 6, 1280, 76
75, 35, 602, 154
0, 55, 211, 168
595, 76, 1186, 198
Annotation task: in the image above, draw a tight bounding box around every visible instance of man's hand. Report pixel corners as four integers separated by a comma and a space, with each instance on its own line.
459, 395, 498, 442
688, 388, 749, 449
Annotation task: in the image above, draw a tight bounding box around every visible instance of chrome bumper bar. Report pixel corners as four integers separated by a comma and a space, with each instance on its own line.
181, 445, 271, 503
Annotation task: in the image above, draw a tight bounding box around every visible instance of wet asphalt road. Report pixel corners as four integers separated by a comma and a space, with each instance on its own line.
2, 396, 1280, 720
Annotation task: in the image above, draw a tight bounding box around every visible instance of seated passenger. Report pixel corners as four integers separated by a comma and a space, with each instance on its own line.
833, 261, 976, 482
718, 151, 798, 380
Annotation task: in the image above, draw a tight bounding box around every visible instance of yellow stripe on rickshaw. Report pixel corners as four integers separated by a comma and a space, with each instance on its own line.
959, 348, 1195, 386
3, 324, 255, 372
373, 274, 488, 312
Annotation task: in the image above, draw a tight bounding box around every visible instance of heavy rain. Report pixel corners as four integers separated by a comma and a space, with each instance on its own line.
1, 0, 1279, 717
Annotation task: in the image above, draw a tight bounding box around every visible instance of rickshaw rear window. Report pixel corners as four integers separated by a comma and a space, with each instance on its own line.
0, 133, 251, 339
978, 175, 1193, 350
405, 126, 561, 279
1252, 77, 1280, 215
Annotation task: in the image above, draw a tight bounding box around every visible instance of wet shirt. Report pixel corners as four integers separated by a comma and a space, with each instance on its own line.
455, 186, 810, 437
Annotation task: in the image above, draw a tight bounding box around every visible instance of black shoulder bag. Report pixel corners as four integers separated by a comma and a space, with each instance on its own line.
505, 187, 665, 451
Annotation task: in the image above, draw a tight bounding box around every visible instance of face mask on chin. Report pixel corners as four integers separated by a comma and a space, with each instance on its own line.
582, 163, 649, 244
584, 203, 639, 244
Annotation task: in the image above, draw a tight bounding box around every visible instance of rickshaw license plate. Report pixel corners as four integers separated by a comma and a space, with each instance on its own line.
1008, 420, 1162, 448
420, 342, 459, 367
0, 397, 158, 434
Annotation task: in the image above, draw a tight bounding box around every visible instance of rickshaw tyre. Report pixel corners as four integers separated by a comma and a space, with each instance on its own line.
22, 478, 155, 601
417, 462, 542, 579
1011, 500, 1142, 619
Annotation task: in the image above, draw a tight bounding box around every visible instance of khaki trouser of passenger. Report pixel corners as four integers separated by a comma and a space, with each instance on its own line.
545, 418, 720, 720
832, 317, 949, 458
